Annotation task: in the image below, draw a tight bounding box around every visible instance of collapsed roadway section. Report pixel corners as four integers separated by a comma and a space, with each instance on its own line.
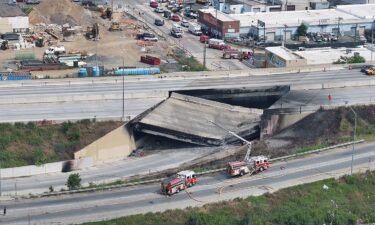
130, 92, 263, 146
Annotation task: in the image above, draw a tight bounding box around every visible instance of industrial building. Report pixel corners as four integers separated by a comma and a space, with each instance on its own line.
0, 2, 29, 33
198, 4, 375, 39
265, 45, 375, 67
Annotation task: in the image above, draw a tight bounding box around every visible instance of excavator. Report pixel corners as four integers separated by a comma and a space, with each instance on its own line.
85, 23, 100, 40
0, 40, 9, 50
101, 7, 113, 20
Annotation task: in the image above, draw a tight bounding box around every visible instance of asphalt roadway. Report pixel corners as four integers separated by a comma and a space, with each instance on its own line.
122, 0, 250, 71
0, 147, 218, 196
0, 69, 373, 122
0, 142, 374, 225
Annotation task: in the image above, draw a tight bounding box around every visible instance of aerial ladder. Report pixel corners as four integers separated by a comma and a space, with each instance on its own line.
208, 120, 252, 161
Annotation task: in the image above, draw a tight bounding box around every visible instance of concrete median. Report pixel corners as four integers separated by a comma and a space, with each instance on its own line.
0, 91, 169, 104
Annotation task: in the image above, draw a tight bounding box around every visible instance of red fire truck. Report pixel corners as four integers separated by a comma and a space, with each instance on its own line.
222, 48, 253, 60
227, 156, 270, 177
160, 170, 197, 195
208, 39, 230, 50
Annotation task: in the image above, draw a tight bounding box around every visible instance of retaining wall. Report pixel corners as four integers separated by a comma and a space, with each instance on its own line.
74, 123, 135, 162
0, 157, 93, 179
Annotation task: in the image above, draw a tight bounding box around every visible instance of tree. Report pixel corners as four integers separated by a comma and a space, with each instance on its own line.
297, 23, 308, 37
66, 173, 81, 190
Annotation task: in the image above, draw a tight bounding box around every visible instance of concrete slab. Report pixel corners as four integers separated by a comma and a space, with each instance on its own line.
132, 93, 263, 146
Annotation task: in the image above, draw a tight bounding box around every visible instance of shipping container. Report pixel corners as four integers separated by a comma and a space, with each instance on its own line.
0, 76, 32, 81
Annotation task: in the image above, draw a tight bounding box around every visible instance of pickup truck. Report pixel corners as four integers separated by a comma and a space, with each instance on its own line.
44, 46, 66, 55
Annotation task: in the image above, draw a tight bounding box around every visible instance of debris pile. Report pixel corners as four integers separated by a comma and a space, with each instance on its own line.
29, 0, 94, 26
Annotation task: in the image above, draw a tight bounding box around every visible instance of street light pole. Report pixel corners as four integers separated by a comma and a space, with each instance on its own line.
371, 19, 374, 64
122, 57, 125, 121
345, 101, 357, 176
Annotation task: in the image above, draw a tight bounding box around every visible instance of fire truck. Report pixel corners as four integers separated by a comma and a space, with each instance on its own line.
208, 39, 230, 50
160, 170, 197, 195
227, 156, 270, 177
222, 48, 253, 60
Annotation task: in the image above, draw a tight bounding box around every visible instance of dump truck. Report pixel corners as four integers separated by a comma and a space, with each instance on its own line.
227, 155, 270, 177
160, 170, 197, 195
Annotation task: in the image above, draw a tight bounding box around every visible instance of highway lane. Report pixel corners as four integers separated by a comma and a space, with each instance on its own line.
1, 142, 374, 225
0, 98, 164, 123
0, 147, 218, 196
0, 69, 368, 98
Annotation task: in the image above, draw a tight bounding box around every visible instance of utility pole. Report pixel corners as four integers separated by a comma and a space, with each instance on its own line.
122, 57, 125, 121
345, 101, 357, 176
203, 41, 207, 69
0, 159, 2, 197
337, 17, 342, 37
372, 19, 374, 64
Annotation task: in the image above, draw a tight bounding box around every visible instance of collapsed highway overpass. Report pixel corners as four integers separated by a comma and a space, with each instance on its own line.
130, 86, 289, 146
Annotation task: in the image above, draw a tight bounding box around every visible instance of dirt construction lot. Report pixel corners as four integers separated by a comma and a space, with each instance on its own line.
0, 0, 168, 78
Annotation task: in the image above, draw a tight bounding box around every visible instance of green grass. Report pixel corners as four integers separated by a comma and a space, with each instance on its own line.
21, 7, 33, 15
177, 56, 207, 71
81, 171, 375, 225
295, 143, 330, 154
0, 120, 122, 168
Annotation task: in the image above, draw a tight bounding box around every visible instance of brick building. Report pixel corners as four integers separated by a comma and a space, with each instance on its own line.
198, 8, 240, 38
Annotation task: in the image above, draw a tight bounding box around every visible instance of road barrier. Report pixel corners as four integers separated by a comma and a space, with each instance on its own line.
22, 139, 364, 199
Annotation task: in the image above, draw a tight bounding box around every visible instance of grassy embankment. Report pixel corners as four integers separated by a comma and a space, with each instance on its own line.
82, 171, 375, 225
0, 120, 123, 168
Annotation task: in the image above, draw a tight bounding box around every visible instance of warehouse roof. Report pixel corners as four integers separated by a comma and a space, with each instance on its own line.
266, 46, 305, 61
0, 3, 26, 17
200, 4, 375, 28
199, 8, 237, 22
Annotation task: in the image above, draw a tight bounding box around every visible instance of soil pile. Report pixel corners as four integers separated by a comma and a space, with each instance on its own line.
29, 0, 95, 26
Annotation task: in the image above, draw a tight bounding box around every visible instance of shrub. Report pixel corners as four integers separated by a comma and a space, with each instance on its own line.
66, 173, 81, 190
33, 148, 47, 165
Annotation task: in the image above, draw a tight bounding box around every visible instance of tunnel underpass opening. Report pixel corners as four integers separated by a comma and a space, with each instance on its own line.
174, 86, 290, 109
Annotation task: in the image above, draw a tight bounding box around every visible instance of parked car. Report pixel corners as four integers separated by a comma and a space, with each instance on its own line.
181, 19, 189, 27
154, 19, 165, 26
164, 11, 172, 19
361, 65, 374, 73
81, 0, 96, 6
136, 32, 158, 41
150, 1, 159, 8
366, 68, 375, 75
200, 34, 210, 43
25, 0, 40, 4
171, 14, 180, 22
154, 7, 164, 13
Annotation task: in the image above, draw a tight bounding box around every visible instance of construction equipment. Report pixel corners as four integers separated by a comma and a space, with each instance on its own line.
35, 37, 45, 47
109, 22, 122, 31
85, 23, 99, 40
160, 170, 197, 195
101, 7, 113, 20
0, 40, 9, 50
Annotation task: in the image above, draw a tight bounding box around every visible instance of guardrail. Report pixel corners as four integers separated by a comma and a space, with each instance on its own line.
23, 139, 364, 199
